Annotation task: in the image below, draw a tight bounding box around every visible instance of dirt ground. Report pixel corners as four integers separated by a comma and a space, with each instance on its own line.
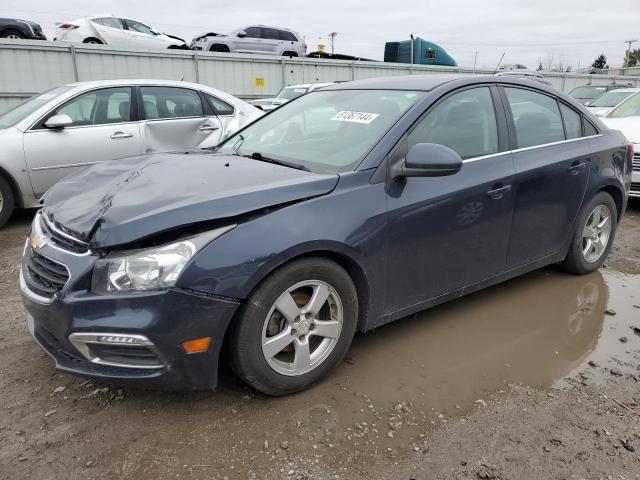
1, 201, 639, 480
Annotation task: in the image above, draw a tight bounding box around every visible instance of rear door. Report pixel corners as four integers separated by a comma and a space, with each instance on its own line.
139, 86, 223, 152
384, 85, 515, 312
501, 86, 591, 268
23, 87, 142, 196
260, 27, 282, 54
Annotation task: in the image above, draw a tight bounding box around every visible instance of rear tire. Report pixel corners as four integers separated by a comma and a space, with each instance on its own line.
209, 44, 230, 52
228, 257, 358, 396
0, 175, 15, 228
562, 191, 617, 274
282, 51, 298, 57
1, 29, 25, 39
83, 37, 103, 44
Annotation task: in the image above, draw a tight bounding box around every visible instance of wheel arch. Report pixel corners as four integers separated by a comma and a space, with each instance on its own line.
599, 184, 624, 220
240, 242, 371, 333
0, 164, 24, 208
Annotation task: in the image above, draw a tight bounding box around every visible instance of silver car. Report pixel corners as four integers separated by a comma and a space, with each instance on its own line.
0, 79, 262, 227
249, 83, 335, 112
191, 25, 306, 56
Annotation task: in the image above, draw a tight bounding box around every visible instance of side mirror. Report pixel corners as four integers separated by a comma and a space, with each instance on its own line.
237, 30, 247, 38
390, 143, 462, 179
44, 114, 73, 129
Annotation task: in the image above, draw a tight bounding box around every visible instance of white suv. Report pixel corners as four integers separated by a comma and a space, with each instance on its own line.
191, 25, 306, 56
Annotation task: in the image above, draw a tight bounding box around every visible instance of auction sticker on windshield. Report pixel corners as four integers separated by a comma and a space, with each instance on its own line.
331, 111, 380, 124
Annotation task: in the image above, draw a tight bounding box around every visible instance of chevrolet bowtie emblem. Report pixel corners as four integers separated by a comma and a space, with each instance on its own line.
30, 235, 46, 249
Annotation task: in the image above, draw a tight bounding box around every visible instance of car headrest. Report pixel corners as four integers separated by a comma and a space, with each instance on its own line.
119, 101, 130, 121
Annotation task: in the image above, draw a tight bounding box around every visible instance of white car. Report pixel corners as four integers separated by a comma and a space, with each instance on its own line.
190, 25, 306, 56
0, 79, 262, 226
587, 88, 640, 117
600, 91, 640, 198
249, 83, 335, 111
54, 15, 187, 49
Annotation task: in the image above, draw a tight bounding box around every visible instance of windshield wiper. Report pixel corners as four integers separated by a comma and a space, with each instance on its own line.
246, 152, 309, 171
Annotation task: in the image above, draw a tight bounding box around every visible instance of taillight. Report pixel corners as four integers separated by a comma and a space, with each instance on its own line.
627, 143, 634, 161
304, 43, 307, 52
58, 23, 79, 30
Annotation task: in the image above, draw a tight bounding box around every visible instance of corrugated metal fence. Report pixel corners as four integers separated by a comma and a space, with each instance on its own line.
1, 39, 639, 114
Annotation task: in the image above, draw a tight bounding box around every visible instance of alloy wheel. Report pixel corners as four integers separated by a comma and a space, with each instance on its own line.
7, 34, 21, 39
581, 205, 612, 263
261, 280, 343, 376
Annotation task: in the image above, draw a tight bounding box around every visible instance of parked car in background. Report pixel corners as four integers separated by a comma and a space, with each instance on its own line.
21, 75, 631, 396
0, 18, 46, 39
249, 83, 335, 111
54, 16, 187, 49
191, 25, 306, 56
494, 70, 553, 86
600, 91, 640, 197
567, 84, 632, 106
0, 79, 262, 227
586, 88, 640, 117
498, 64, 529, 70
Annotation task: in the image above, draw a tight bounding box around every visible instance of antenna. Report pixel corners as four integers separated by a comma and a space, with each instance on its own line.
493, 52, 505, 74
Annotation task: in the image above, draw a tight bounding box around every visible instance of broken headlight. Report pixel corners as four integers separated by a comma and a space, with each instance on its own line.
91, 225, 235, 293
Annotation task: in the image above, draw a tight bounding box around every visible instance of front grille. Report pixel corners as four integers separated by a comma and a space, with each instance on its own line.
631, 182, 640, 193
24, 247, 70, 298
633, 153, 640, 172
40, 214, 89, 254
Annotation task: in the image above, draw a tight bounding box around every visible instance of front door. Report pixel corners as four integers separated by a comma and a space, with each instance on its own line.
384, 86, 515, 313
233, 26, 263, 53
501, 86, 591, 268
139, 86, 223, 152
23, 87, 142, 197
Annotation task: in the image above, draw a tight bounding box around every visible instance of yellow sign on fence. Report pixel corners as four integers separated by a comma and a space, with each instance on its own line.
255, 77, 265, 87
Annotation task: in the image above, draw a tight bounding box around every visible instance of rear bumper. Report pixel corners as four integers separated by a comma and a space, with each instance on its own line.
23, 281, 240, 390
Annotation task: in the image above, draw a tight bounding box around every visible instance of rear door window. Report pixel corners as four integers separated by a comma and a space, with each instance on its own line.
504, 88, 565, 148
140, 87, 204, 120
93, 17, 122, 29
408, 87, 499, 159
262, 28, 281, 40
279, 30, 298, 41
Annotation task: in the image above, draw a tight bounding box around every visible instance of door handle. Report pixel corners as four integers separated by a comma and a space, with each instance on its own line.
199, 123, 220, 132
568, 161, 586, 175
110, 131, 133, 139
486, 184, 512, 200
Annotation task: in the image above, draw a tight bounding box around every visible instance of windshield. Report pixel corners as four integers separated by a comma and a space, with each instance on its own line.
607, 92, 640, 118
568, 86, 607, 99
276, 87, 309, 101
590, 90, 636, 108
217, 89, 422, 174
0, 86, 73, 129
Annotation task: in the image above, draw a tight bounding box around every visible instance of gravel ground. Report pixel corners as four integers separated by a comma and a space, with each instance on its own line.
0, 201, 639, 480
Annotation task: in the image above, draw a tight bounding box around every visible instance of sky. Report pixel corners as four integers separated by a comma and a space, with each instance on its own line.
3, 0, 639, 69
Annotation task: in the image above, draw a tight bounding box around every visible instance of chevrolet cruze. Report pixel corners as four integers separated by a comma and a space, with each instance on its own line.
21, 75, 632, 395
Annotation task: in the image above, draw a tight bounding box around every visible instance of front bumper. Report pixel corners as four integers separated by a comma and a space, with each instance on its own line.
20, 218, 240, 389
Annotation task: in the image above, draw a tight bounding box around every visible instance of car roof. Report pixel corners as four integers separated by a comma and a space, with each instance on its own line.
64, 79, 210, 89
323, 74, 556, 92
250, 24, 297, 32
285, 82, 334, 89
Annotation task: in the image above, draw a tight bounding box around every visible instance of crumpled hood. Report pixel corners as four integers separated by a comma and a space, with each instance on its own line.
601, 117, 640, 144
43, 152, 338, 249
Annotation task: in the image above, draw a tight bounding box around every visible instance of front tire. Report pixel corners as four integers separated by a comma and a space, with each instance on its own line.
83, 37, 103, 44
228, 257, 358, 396
209, 44, 230, 52
0, 175, 15, 228
562, 191, 617, 274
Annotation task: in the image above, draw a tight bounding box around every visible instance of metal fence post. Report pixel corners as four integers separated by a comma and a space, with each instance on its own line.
69, 45, 79, 81
281, 57, 286, 90
193, 52, 200, 83
351, 61, 356, 80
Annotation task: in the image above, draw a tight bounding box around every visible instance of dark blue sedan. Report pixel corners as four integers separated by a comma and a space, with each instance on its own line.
21, 75, 633, 395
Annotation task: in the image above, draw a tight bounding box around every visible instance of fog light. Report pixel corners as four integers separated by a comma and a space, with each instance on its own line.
96, 335, 146, 345
182, 337, 211, 353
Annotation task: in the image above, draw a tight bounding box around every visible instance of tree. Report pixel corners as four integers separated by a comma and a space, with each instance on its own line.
536, 60, 543, 71
624, 48, 640, 67
591, 54, 609, 70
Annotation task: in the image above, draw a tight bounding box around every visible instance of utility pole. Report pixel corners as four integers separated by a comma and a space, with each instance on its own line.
472, 51, 478, 74
624, 39, 637, 66
328, 32, 337, 55
410, 34, 414, 65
